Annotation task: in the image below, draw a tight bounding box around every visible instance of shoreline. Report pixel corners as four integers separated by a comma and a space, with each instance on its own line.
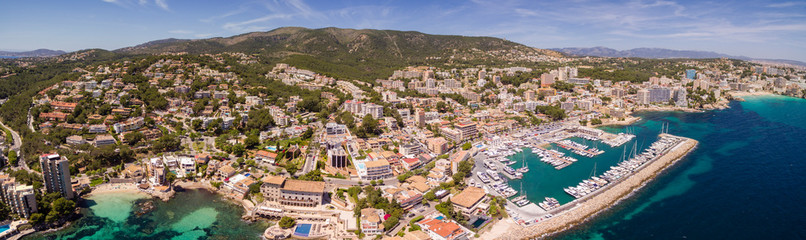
86, 183, 149, 198
501, 137, 699, 239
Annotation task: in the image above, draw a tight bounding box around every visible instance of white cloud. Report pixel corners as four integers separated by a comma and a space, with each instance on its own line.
155, 0, 169, 11
222, 14, 293, 32
767, 1, 806, 8
169, 30, 192, 34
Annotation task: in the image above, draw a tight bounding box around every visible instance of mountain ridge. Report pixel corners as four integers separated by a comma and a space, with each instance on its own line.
0, 49, 66, 57
113, 26, 563, 81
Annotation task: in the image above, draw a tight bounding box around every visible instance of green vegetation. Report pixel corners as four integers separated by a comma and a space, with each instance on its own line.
279, 216, 297, 229
535, 104, 567, 121
551, 81, 576, 92
462, 142, 472, 150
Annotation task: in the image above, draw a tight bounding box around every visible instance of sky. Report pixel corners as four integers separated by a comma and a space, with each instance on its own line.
1, 0, 805, 62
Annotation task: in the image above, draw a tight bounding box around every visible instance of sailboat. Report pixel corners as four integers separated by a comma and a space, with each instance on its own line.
513, 181, 531, 206
517, 151, 529, 173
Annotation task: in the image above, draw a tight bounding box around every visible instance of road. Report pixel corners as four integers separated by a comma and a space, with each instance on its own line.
324, 176, 399, 187
0, 120, 32, 172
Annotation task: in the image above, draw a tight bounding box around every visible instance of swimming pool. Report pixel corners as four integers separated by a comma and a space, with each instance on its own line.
435, 216, 444, 220
0, 224, 11, 234
294, 224, 312, 237
265, 146, 277, 151
471, 218, 486, 228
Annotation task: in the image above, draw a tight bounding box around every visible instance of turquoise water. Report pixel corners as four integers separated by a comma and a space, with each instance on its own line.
25, 189, 269, 240
546, 95, 806, 239
0, 224, 10, 233
293, 224, 312, 237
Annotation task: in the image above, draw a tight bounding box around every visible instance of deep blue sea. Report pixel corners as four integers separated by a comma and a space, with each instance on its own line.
547, 95, 806, 239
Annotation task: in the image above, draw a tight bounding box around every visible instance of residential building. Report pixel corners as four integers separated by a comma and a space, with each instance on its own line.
360, 208, 386, 235
279, 179, 325, 207
40, 153, 74, 199
451, 186, 486, 215
416, 217, 470, 240
149, 157, 167, 186
93, 134, 116, 147
66, 135, 86, 145
456, 122, 477, 141
3, 183, 38, 219
327, 148, 348, 168
359, 160, 393, 180
426, 137, 448, 155
260, 175, 287, 202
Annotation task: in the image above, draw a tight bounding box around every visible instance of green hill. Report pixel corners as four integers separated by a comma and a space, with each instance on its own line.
115, 27, 561, 80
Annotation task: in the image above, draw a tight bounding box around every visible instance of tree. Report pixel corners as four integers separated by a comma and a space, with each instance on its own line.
124, 131, 145, 145
383, 215, 399, 230
301, 127, 314, 140
231, 143, 246, 157
244, 135, 259, 149
246, 109, 275, 130
29, 213, 45, 225
462, 142, 472, 150
51, 197, 76, 216
166, 171, 177, 184
0, 202, 10, 221
7, 150, 17, 166
279, 216, 296, 229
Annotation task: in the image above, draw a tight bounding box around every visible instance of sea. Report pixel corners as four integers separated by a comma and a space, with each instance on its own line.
24, 189, 268, 240
24, 95, 806, 239
507, 94, 806, 239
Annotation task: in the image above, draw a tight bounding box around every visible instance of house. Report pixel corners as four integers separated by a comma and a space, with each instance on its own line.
255, 150, 278, 166
51, 101, 78, 112
122, 163, 145, 182
395, 190, 423, 210
451, 186, 487, 215
401, 158, 422, 171
222, 174, 256, 199
87, 124, 108, 134
66, 135, 86, 145
360, 208, 386, 235
39, 112, 68, 121
218, 165, 236, 179
93, 135, 116, 147
416, 217, 469, 240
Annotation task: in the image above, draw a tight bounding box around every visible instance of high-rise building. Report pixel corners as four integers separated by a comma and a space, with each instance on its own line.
456, 121, 478, 141
416, 109, 425, 128
637, 89, 650, 105
685, 69, 696, 80
1, 181, 38, 219
40, 153, 74, 199
649, 86, 672, 103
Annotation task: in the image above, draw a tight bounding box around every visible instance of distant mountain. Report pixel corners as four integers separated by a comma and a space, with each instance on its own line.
115, 27, 562, 80
0, 49, 66, 57
552, 47, 806, 67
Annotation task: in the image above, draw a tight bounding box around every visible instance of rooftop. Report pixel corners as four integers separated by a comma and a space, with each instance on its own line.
451, 186, 486, 209
282, 179, 325, 193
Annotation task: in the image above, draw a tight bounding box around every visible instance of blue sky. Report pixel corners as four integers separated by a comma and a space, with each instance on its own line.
1, 0, 805, 61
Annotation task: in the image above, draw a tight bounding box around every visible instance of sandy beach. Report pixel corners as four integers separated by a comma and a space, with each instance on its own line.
89, 183, 148, 197
484, 137, 699, 240
728, 91, 773, 97
600, 116, 641, 126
